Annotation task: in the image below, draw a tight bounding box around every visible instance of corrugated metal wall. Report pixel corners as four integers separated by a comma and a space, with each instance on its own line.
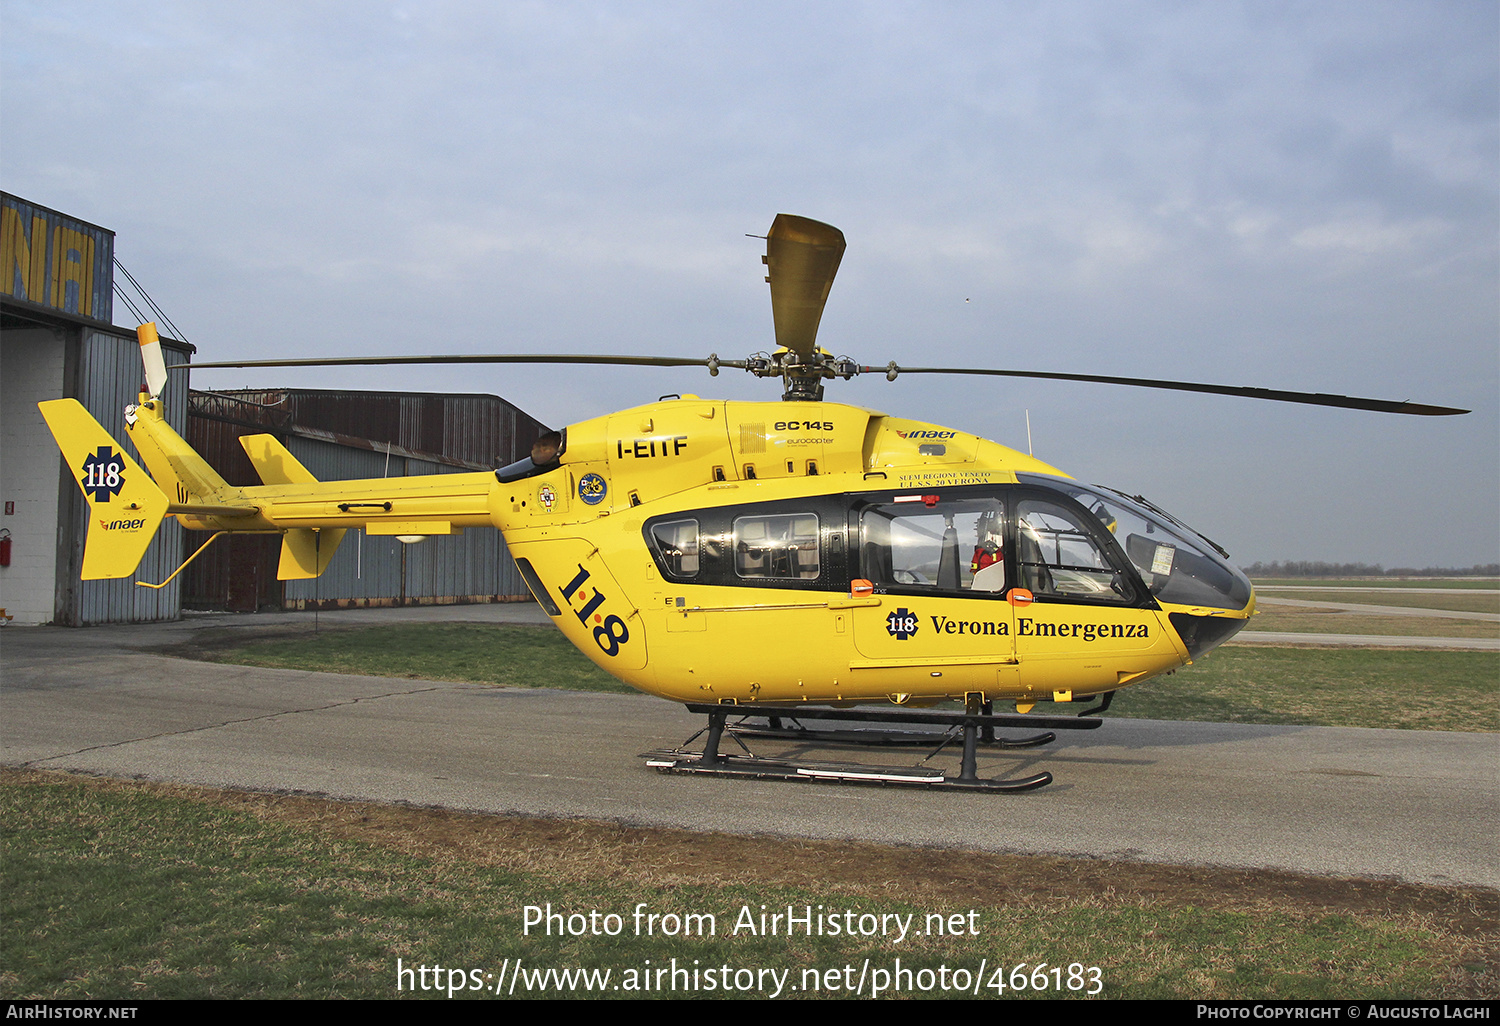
68, 329, 188, 624
183, 389, 542, 610
186, 388, 541, 470
278, 442, 525, 607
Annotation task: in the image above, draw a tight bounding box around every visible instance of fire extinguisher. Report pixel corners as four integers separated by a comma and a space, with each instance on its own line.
0, 529, 10, 568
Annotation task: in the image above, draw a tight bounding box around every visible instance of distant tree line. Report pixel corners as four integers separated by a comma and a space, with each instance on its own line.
1241, 561, 1500, 578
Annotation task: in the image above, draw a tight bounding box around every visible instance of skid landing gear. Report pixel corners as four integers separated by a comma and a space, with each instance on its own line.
643, 701, 1104, 794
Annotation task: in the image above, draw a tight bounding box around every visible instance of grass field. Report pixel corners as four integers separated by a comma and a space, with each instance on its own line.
1083, 647, 1498, 731
174, 622, 1499, 733
177, 622, 640, 694
1256, 591, 1499, 614
4, 770, 1494, 1000
1243, 607, 1498, 639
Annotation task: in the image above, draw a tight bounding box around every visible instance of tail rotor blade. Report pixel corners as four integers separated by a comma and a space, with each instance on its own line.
137, 323, 169, 399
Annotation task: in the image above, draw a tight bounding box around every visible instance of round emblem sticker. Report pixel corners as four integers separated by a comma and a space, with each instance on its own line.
578, 473, 607, 505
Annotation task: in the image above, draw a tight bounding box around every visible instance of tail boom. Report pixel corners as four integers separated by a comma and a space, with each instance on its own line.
41, 398, 503, 583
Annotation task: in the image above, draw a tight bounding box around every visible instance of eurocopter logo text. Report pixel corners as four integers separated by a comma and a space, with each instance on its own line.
896, 430, 956, 440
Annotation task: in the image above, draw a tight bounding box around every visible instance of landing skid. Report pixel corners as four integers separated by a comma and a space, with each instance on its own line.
731, 722, 1057, 749
643, 701, 1105, 794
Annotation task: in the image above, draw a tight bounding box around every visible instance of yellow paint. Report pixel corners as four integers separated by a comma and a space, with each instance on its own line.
366, 521, 458, 535
49, 225, 94, 316
40, 387, 1253, 707
279, 528, 346, 579
240, 434, 318, 485
37, 399, 170, 579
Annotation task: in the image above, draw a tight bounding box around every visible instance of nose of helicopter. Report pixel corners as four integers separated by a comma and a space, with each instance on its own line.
1016, 474, 1256, 660
1156, 563, 1255, 660
1162, 579, 1256, 660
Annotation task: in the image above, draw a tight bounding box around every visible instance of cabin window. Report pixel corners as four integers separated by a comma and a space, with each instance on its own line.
649, 519, 700, 578
733, 514, 820, 580
859, 499, 1006, 594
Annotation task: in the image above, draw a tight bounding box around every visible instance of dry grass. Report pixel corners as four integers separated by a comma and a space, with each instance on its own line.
6, 769, 1493, 999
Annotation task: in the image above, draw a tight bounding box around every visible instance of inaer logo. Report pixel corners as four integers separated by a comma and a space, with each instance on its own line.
98, 518, 148, 531
896, 430, 956, 440
80, 446, 126, 503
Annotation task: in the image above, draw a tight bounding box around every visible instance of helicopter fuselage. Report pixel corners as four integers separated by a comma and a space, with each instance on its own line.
486, 395, 1254, 709
75, 392, 1254, 712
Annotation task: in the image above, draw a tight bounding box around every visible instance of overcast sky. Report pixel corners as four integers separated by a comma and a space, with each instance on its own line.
4, 1, 1495, 568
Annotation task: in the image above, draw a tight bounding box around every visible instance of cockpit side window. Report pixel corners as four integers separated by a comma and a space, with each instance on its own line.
1016, 474, 1252, 611
649, 518, 700, 579
1014, 497, 1137, 605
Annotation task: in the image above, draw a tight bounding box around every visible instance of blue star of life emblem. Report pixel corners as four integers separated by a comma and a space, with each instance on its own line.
80, 446, 126, 503
885, 607, 919, 640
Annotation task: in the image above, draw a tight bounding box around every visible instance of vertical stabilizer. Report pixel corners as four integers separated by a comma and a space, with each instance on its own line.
240, 434, 318, 485
38, 400, 170, 579
239, 435, 347, 577
279, 528, 346, 579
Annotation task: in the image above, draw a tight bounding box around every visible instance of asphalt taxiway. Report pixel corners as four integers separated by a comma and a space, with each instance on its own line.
2, 604, 1495, 888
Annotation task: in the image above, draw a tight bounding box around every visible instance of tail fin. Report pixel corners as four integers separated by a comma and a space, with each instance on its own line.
240, 433, 318, 485
277, 527, 345, 579
240, 434, 346, 579
39, 400, 170, 580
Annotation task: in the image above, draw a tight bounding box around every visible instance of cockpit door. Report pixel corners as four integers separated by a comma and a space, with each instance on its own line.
1007, 490, 1185, 696
850, 494, 1018, 695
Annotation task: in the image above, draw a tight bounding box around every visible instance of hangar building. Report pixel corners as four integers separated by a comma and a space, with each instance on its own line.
1, 191, 196, 625
182, 388, 545, 612
1, 190, 546, 624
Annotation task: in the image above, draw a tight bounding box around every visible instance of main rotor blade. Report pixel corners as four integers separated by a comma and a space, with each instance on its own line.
873, 365, 1469, 416
175, 354, 748, 371
765, 214, 845, 356
171, 352, 1467, 416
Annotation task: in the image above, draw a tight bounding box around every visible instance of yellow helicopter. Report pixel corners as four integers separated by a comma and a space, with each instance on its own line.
39, 215, 1467, 792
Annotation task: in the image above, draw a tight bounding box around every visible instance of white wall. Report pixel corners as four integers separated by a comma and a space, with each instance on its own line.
0, 328, 66, 624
